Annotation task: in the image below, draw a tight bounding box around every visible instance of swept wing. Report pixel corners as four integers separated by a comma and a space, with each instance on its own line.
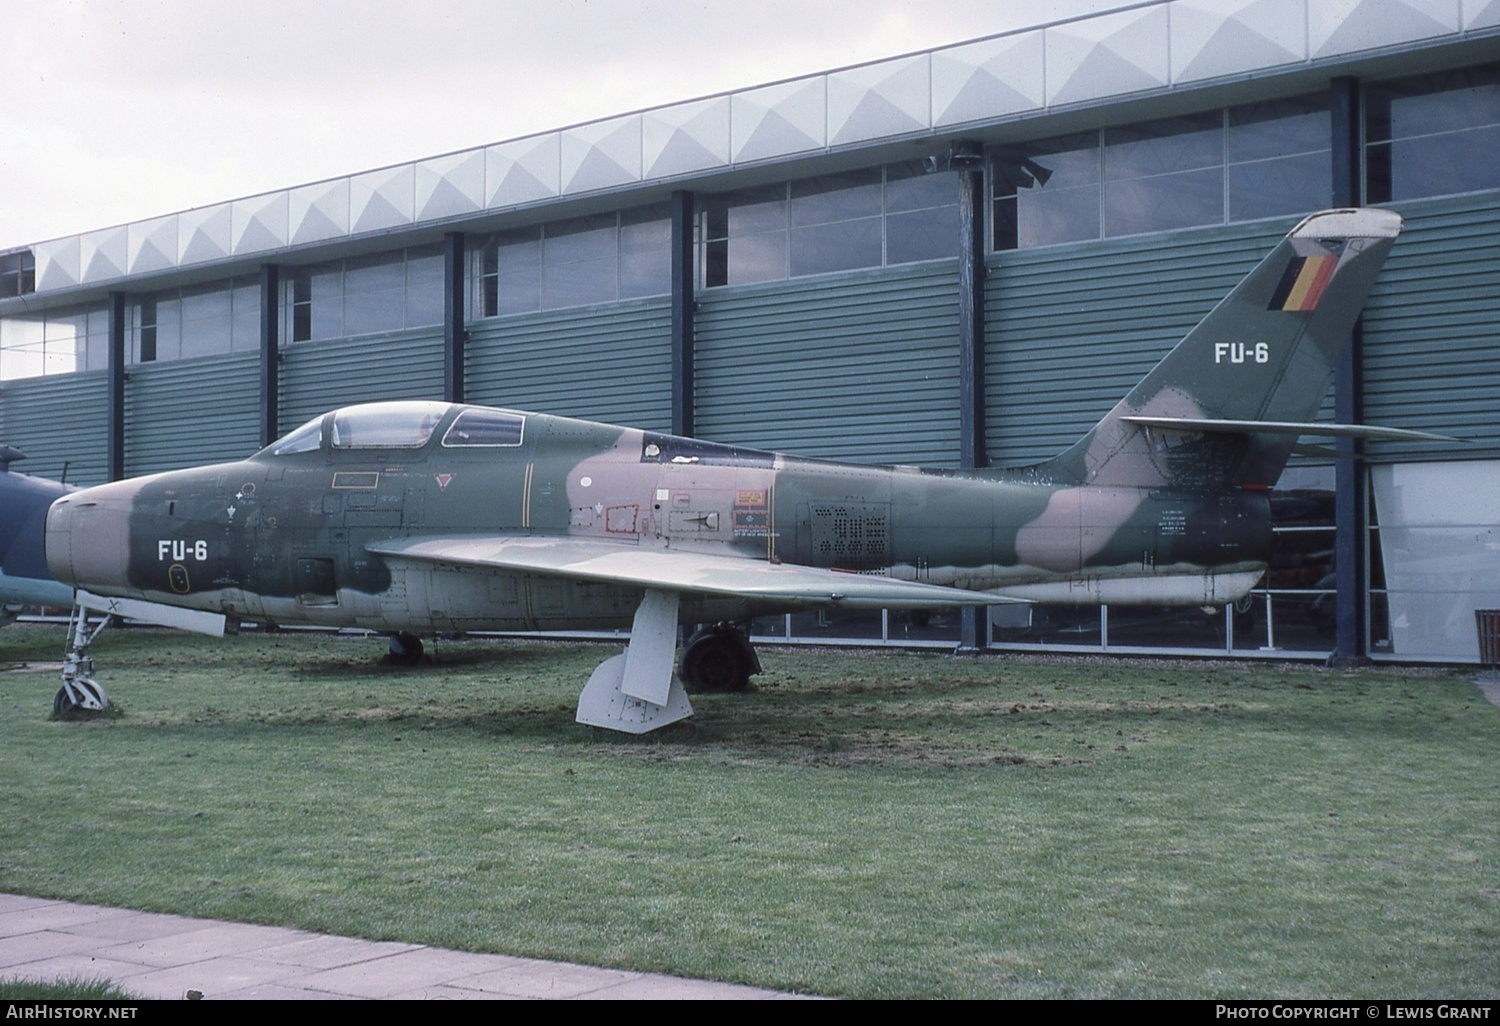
368, 535, 1006, 609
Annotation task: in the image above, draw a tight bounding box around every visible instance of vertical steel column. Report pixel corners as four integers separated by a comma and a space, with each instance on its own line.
671, 191, 695, 438
957, 152, 987, 651
957, 163, 987, 471
259, 264, 279, 447
1330, 75, 1368, 664
444, 232, 466, 404
107, 291, 126, 481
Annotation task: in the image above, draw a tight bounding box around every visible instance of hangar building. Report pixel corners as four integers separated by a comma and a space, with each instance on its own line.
2, 0, 1497, 662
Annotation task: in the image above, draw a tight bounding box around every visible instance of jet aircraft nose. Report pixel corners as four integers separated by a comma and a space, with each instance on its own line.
45, 481, 135, 595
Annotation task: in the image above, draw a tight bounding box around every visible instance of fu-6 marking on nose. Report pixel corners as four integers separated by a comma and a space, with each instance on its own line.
158, 540, 208, 561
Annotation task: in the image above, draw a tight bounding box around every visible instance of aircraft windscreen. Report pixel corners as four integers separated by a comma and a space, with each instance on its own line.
331, 402, 451, 449
269, 415, 324, 456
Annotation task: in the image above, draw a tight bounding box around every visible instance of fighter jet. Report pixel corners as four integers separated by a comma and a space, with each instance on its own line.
45, 208, 1442, 733
0, 445, 75, 619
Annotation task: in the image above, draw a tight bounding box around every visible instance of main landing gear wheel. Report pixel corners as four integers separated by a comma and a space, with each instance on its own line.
386, 632, 425, 665
679, 625, 761, 693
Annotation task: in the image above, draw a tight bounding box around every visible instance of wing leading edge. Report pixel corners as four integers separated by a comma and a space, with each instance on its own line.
368, 535, 1004, 609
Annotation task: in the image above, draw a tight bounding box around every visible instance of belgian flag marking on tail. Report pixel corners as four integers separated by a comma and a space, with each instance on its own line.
1268, 254, 1337, 311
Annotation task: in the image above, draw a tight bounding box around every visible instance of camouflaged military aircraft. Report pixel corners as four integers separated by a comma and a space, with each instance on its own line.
45, 208, 1443, 733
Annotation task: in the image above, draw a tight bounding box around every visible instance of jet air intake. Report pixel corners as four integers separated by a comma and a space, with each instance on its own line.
45, 485, 133, 594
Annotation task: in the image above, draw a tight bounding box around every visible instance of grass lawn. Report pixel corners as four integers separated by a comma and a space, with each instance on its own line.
1, 623, 1495, 999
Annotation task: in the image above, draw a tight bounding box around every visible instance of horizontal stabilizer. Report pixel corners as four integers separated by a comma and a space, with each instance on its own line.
369, 536, 1018, 609
1121, 416, 1461, 444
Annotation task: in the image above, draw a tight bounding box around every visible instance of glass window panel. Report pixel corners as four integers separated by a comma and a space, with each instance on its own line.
993, 196, 1019, 251
993, 135, 1100, 196
343, 253, 404, 295
620, 249, 670, 298
719, 185, 786, 236
1385, 123, 1500, 199
494, 270, 541, 315
308, 307, 340, 342
545, 215, 615, 265
80, 308, 108, 371
1366, 142, 1393, 204
492, 230, 541, 272
1105, 113, 1222, 180
1373, 68, 1500, 141
153, 300, 182, 361
405, 279, 443, 327
43, 310, 87, 343
1, 339, 45, 379
405, 248, 444, 328
726, 232, 786, 285
1229, 150, 1331, 221
886, 162, 955, 212
1229, 97, 1329, 162
542, 256, 615, 308
887, 206, 959, 264
231, 283, 260, 352
789, 170, 882, 226
1017, 185, 1100, 247
2, 315, 45, 349
789, 216, 882, 276
179, 284, 232, 324
621, 204, 671, 245
407, 245, 444, 280
620, 209, 670, 298
1105, 166, 1222, 237
178, 284, 233, 358
342, 288, 405, 335
703, 238, 728, 288
43, 345, 75, 375
186, 317, 233, 357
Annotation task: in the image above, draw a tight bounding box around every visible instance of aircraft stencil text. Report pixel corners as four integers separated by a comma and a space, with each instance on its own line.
157, 540, 208, 561
1215, 341, 1269, 364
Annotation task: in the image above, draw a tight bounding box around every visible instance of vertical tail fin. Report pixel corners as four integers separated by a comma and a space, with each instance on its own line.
1032, 208, 1402, 490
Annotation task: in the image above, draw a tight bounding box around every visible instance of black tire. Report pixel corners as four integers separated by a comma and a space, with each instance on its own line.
53, 686, 76, 716
680, 633, 754, 693
387, 632, 425, 665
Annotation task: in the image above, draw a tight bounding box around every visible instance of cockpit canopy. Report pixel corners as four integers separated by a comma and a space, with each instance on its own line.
263, 402, 527, 456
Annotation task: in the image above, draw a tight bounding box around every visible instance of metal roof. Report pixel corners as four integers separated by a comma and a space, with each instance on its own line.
13, 0, 1500, 297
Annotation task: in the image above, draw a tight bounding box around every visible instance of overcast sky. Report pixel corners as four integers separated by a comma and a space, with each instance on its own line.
0, 0, 1126, 249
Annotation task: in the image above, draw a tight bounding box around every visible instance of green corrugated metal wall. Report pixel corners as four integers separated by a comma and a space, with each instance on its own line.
984, 219, 1292, 468
1362, 193, 1500, 461
124, 353, 260, 476
465, 297, 671, 430
0, 371, 109, 485
694, 262, 961, 466
3, 195, 1496, 487
278, 328, 444, 434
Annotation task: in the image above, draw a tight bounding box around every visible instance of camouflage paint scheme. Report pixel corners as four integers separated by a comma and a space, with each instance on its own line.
44, 209, 1410, 730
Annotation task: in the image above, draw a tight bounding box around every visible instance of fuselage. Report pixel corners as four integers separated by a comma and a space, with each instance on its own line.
0, 465, 76, 612
45, 401, 1271, 631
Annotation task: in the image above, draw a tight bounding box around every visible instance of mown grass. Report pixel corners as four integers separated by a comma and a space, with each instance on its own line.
1, 623, 1495, 998
0, 975, 139, 1000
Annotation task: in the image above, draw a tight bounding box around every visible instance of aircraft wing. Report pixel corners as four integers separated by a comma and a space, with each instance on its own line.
368, 535, 1004, 609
